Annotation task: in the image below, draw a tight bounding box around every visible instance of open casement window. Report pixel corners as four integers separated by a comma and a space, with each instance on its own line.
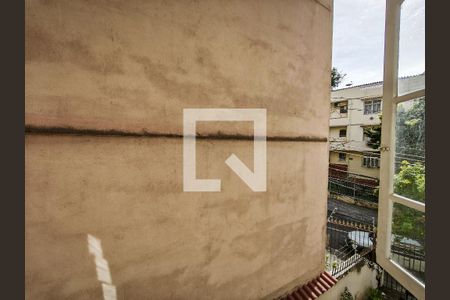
377, 0, 425, 299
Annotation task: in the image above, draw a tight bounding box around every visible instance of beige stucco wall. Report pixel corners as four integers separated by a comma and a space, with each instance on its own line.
332, 82, 383, 102
25, 0, 332, 299
329, 151, 347, 165
348, 99, 382, 129
329, 101, 348, 122
329, 152, 378, 179
26, 136, 329, 299
329, 127, 347, 142
348, 154, 380, 179
26, 0, 332, 139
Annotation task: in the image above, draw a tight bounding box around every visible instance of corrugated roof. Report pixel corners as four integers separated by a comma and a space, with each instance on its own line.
276, 272, 338, 300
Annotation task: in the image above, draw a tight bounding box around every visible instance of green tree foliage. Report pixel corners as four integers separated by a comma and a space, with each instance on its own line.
395, 99, 425, 155
364, 125, 381, 149
392, 99, 425, 244
340, 287, 354, 300
367, 288, 383, 300
394, 161, 425, 202
393, 161, 425, 243
331, 67, 346, 88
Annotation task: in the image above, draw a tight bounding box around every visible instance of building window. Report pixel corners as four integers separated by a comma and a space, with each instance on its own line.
338, 153, 346, 161
362, 155, 380, 168
339, 129, 347, 137
333, 102, 348, 115
364, 99, 382, 115
373, 99, 381, 113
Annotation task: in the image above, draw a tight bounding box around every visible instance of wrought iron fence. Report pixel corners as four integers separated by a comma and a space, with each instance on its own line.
328, 164, 379, 203
381, 271, 418, 300
328, 177, 379, 203
325, 217, 422, 299
326, 217, 376, 278
391, 241, 425, 284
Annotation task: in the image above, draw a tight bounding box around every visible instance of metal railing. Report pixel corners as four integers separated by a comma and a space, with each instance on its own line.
325, 216, 423, 299
328, 177, 379, 203
381, 271, 418, 300
325, 218, 376, 278
390, 242, 425, 284
327, 165, 379, 204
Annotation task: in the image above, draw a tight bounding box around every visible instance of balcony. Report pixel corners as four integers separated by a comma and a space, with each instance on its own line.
329, 136, 348, 143
330, 117, 349, 127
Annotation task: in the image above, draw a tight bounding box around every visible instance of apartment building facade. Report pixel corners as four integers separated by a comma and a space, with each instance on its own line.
328, 73, 425, 184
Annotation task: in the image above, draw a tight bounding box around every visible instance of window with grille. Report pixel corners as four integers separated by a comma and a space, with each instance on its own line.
339, 153, 346, 161
339, 129, 347, 137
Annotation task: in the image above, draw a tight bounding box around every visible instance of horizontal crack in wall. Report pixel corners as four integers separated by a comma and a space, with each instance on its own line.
25, 125, 328, 142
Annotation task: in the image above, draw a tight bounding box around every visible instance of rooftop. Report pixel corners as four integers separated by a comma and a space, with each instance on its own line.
331, 72, 425, 92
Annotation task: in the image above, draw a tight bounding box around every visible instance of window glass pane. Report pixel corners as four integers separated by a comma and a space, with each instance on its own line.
364, 102, 372, 115
373, 100, 381, 114
394, 97, 425, 202
398, 0, 425, 96
390, 202, 425, 284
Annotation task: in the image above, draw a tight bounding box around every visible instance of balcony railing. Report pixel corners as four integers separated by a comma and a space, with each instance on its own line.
325, 216, 421, 299
381, 271, 418, 300
328, 177, 379, 204
325, 218, 376, 278
329, 137, 348, 142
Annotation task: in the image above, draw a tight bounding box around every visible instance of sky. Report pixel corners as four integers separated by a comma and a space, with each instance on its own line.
332, 0, 425, 88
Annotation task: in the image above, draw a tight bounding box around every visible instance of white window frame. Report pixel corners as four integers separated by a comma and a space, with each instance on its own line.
377, 0, 425, 299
